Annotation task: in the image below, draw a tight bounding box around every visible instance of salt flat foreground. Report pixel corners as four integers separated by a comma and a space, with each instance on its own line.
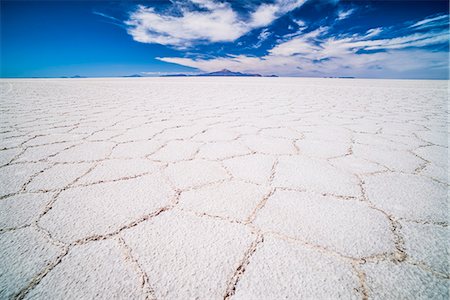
0, 78, 448, 299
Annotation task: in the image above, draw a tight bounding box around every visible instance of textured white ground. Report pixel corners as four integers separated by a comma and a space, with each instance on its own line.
0, 77, 448, 300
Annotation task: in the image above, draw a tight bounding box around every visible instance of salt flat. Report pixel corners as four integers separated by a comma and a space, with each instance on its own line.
0, 77, 448, 299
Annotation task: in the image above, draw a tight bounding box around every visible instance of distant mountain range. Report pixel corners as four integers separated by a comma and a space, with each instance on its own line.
198, 69, 262, 77
59, 75, 87, 78
56, 70, 279, 78
162, 69, 278, 77
122, 74, 143, 77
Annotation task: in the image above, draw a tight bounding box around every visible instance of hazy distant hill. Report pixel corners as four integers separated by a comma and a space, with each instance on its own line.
122, 74, 143, 77
197, 69, 262, 77
160, 74, 189, 77
161, 69, 278, 77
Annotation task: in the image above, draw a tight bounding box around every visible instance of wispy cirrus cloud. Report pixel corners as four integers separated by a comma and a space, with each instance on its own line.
125, 0, 305, 48
337, 8, 355, 20
253, 28, 272, 48
249, 0, 305, 27
364, 28, 382, 39
409, 14, 449, 29
93, 11, 126, 28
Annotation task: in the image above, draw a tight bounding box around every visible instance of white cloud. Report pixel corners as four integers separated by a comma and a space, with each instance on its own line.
337, 8, 355, 20
156, 14, 449, 78
409, 14, 449, 29
125, 0, 305, 48
253, 29, 272, 48
158, 48, 447, 78
294, 19, 305, 27
250, 0, 305, 27
125, 4, 244, 48
293, 19, 307, 32
258, 29, 271, 41
365, 28, 382, 38
268, 27, 328, 56
343, 30, 449, 51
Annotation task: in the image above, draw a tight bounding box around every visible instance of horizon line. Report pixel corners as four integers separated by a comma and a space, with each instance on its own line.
1, 75, 448, 81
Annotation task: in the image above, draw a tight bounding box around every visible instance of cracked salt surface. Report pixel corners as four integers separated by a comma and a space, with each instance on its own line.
25, 239, 145, 300
0, 77, 448, 299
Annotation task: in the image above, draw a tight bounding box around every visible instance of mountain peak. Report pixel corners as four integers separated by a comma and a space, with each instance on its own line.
160, 69, 271, 77
199, 69, 262, 77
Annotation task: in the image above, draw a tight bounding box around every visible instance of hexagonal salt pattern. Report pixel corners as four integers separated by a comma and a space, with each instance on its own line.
197, 141, 251, 160
25, 239, 146, 299
193, 128, 239, 142
49, 141, 114, 162
0, 227, 64, 299
254, 190, 394, 258
75, 158, 161, 185
1, 78, 448, 298
273, 156, 361, 197
295, 139, 350, 159
164, 159, 229, 189
178, 179, 269, 221
363, 173, 447, 222
232, 236, 361, 299
0, 193, 53, 229
413, 145, 447, 168
329, 155, 386, 175
0, 147, 22, 165
26, 162, 92, 192
419, 163, 448, 184
353, 144, 425, 173
149, 140, 200, 162
362, 261, 449, 299
0, 162, 50, 197
222, 154, 275, 185
121, 210, 255, 300
12, 142, 78, 163
241, 135, 297, 155
39, 175, 174, 243
110, 140, 163, 159
400, 221, 448, 274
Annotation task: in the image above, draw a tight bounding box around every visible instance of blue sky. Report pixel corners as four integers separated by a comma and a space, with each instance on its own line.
1, 0, 448, 78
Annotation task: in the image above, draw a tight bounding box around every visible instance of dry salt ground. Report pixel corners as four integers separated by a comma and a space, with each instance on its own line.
0, 77, 448, 299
